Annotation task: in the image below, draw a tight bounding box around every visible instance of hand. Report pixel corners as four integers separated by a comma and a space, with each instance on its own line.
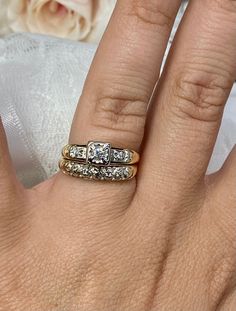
0, 1, 236, 310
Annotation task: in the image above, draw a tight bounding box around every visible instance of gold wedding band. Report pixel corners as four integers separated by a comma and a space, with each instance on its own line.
59, 159, 137, 181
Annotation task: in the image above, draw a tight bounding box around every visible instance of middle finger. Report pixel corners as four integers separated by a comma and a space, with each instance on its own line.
141, 0, 236, 194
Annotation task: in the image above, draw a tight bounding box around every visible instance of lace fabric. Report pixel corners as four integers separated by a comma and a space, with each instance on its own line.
0, 31, 235, 187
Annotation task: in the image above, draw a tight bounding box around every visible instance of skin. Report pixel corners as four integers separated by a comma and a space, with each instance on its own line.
0, 0, 236, 310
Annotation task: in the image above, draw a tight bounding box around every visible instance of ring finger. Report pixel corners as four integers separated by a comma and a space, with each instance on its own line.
69, 0, 182, 151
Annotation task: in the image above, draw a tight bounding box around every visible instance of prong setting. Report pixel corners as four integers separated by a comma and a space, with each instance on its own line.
87, 141, 111, 166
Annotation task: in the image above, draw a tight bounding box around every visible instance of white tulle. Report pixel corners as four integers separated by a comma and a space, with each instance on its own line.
0, 33, 96, 186
0, 27, 235, 187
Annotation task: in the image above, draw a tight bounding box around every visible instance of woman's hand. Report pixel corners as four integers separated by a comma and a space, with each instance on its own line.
0, 1, 236, 310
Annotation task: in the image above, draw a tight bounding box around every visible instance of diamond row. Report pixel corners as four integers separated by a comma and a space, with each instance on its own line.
61, 160, 134, 181
68, 145, 132, 164
68, 146, 86, 159
111, 149, 132, 163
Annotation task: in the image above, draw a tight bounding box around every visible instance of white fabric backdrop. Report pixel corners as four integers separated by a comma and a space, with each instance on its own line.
0, 32, 235, 187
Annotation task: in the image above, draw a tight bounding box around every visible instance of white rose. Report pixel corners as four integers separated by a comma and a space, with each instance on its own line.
86, 0, 116, 43
0, 0, 116, 42
0, 0, 11, 36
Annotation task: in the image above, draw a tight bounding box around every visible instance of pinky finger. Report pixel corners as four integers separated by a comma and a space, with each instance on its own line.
217, 290, 236, 311
0, 117, 27, 235
206, 145, 236, 245
0, 117, 21, 192
211, 144, 236, 203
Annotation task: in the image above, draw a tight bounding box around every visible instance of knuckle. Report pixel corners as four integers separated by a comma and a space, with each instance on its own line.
171, 68, 231, 123
129, 0, 173, 30
92, 94, 147, 142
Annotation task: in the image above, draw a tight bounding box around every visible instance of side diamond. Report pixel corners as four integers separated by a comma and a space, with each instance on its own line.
100, 167, 113, 180
65, 161, 73, 172
113, 167, 132, 180
123, 167, 132, 178
82, 165, 90, 177
69, 146, 86, 159
111, 150, 124, 161
111, 149, 132, 163
72, 163, 83, 174
112, 167, 124, 180
88, 166, 100, 179
124, 150, 132, 163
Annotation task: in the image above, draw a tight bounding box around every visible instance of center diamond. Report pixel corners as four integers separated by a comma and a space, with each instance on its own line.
87, 142, 111, 165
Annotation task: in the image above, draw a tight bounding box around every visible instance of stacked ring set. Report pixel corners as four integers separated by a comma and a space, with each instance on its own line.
59, 141, 140, 182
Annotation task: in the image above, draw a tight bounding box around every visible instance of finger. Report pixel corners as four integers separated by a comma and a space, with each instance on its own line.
0, 117, 21, 193
217, 290, 236, 311
209, 145, 236, 194
206, 145, 236, 234
0, 118, 27, 239
70, 0, 182, 151
142, 0, 236, 190
205, 147, 236, 297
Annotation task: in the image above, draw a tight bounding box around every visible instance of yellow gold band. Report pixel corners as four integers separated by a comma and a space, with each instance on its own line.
59, 159, 137, 182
